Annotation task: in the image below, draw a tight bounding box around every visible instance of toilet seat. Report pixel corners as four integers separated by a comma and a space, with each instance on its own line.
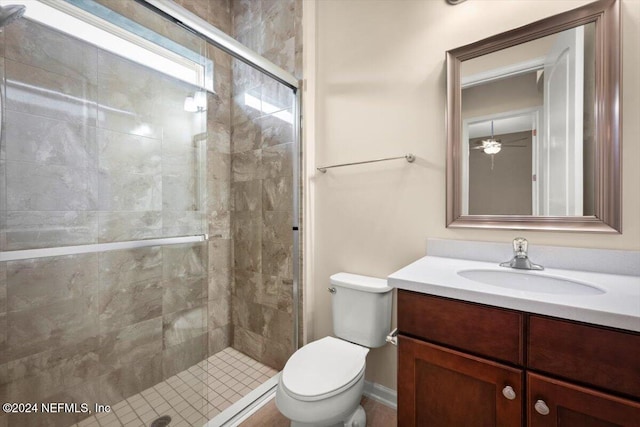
281, 336, 369, 402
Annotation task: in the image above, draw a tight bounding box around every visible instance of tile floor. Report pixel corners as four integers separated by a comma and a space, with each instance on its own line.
69, 348, 278, 427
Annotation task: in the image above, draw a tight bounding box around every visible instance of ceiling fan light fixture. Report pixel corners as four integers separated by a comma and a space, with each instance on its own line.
482, 140, 502, 155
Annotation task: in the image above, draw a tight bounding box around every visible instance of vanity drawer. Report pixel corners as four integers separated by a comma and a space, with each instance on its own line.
528, 315, 640, 399
398, 290, 524, 365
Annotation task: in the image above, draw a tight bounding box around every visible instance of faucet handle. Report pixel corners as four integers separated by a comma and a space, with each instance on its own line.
513, 237, 528, 257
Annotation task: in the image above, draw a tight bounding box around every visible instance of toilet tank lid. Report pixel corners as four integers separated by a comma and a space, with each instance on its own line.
330, 273, 392, 293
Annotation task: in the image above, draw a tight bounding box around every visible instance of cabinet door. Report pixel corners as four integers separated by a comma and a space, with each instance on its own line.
528, 373, 640, 427
398, 335, 523, 427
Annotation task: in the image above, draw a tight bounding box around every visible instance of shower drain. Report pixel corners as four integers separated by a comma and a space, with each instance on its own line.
150, 415, 172, 427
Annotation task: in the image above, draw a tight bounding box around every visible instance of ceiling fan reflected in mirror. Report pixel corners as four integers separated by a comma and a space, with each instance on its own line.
470, 121, 528, 170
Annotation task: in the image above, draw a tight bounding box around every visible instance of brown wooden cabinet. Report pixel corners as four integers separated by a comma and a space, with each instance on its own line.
398, 336, 523, 427
398, 290, 640, 427
528, 373, 640, 427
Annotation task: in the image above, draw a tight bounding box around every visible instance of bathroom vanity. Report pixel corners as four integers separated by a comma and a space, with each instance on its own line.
389, 253, 640, 427
418, 0, 636, 420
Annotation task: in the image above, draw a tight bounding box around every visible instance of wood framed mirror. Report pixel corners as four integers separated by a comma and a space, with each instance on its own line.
446, 0, 621, 233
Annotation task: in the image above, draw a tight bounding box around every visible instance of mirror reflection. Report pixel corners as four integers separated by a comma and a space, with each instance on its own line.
460, 22, 595, 217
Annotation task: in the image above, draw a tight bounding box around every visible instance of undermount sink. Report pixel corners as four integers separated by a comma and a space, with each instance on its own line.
457, 269, 606, 295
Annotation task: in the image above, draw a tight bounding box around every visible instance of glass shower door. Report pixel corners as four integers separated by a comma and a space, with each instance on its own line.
0, 1, 211, 425
0, 0, 300, 425
229, 60, 297, 371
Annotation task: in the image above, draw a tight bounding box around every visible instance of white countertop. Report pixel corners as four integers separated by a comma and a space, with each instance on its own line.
388, 256, 640, 332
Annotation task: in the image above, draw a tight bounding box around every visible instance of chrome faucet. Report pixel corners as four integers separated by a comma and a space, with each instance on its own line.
500, 237, 544, 270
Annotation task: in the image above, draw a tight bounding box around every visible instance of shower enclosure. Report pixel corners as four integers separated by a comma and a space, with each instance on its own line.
0, 0, 300, 426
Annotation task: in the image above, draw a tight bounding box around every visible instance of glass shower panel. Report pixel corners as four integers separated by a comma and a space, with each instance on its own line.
229, 57, 297, 371
0, 1, 211, 426
1, 0, 299, 425
0, 0, 211, 250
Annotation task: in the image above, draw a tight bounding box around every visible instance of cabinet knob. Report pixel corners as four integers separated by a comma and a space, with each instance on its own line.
534, 400, 550, 415
502, 385, 517, 400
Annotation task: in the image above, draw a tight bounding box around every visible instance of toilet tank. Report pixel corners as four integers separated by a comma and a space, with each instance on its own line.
330, 273, 393, 348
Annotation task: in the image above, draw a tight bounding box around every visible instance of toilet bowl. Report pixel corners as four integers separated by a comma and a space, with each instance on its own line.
276, 337, 368, 426
275, 273, 393, 426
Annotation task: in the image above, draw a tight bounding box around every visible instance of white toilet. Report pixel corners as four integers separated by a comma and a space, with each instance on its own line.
275, 272, 393, 427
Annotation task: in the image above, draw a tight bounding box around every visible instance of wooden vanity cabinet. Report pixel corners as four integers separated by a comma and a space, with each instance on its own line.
397, 290, 523, 365
527, 373, 640, 427
398, 336, 523, 426
528, 315, 640, 399
397, 290, 640, 427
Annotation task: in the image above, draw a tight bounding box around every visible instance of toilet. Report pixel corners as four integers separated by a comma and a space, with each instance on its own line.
275, 272, 393, 426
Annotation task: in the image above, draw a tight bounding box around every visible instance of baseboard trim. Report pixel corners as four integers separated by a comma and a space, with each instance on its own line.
363, 380, 397, 410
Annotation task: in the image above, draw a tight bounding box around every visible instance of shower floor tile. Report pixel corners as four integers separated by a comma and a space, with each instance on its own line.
69, 348, 278, 427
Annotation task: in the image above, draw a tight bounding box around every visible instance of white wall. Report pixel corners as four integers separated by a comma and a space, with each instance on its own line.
304, 0, 640, 391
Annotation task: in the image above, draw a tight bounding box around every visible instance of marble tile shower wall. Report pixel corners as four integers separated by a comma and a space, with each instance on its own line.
0, 17, 209, 249
229, 0, 302, 370
0, 5, 234, 425
120, 0, 302, 371
91, 0, 235, 359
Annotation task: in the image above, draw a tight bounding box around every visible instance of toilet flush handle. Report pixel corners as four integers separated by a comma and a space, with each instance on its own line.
386, 328, 398, 346
328, 287, 336, 294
